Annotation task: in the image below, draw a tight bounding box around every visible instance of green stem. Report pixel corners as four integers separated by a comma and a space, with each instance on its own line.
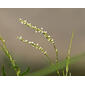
45, 53, 52, 65
53, 43, 60, 75
66, 32, 74, 76
0, 37, 21, 76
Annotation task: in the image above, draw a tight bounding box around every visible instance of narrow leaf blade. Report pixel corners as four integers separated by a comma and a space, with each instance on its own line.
2, 65, 6, 76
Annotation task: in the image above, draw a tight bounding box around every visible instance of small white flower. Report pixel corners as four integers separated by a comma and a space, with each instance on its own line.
48, 38, 51, 41
44, 51, 47, 55
24, 40, 28, 43
23, 20, 27, 24
31, 42, 34, 44
32, 26, 36, 29
38, 30, 41, 33
39, 47, 42, 50
35, 31, 37, 33
29, 41, 32, 44
3, 40, 5, 42
51, 39, 54, 42
36, 43, 39, 46
28, 23, 31, 26
48, 35, 51, 38
52, 41, 54, 44
19, 36, 22, 40
41, 27, 43, 30
44, 31, 47, 34
21, 21, 24, 24
56, 49, 58, 52
19, 18, 22, 21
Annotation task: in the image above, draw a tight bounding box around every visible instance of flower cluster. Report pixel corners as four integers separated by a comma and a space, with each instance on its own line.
17, 36, 48, 56
19, 18, 55, 44
18, 18, 58, 65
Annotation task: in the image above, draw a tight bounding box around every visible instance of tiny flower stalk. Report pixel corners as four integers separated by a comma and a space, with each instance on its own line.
0, 36, 21, 76
19, 18, 55, 44
17, 36, 52, 65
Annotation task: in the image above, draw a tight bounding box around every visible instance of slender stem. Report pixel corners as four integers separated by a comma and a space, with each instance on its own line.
66, 32, 74, 76
0, 37, 21, 76
53, 43, 58, 63
63, 70, 65, 76
44, 53, 52, 65
53, 43, 60, 75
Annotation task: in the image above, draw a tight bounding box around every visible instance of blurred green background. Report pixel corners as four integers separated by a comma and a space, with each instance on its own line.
0, 8, 85, 76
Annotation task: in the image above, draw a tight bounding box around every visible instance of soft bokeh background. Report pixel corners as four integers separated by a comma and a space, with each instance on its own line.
0, 8, 85, 75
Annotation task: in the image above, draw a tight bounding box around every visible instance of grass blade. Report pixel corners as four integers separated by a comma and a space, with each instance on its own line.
2, 65, 6, 76
66, 32, 74, 76
20, 67, 30, 76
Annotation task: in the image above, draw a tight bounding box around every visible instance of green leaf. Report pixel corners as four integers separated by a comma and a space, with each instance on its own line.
20, 67, 30, 76
2, 65, 6, 76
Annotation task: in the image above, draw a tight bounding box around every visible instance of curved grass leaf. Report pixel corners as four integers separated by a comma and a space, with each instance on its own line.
28, 52, 85, 76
